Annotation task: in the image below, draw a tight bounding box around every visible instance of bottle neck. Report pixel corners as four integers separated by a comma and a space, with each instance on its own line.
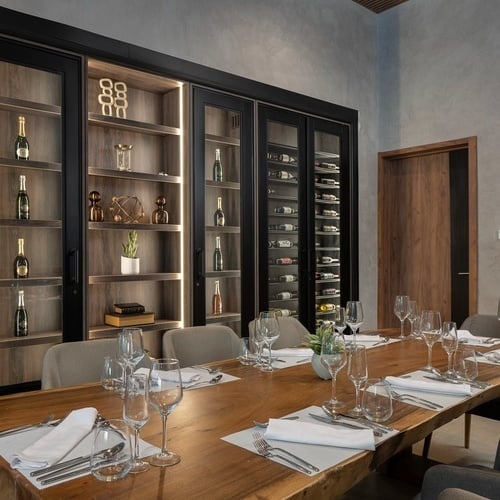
215, 149, 220, 161
18, 118, 26, 137
19, 175, 26, 192
217, 197, 222, 210
18, 291, 25, 307
215, 237, 221, 249
214, 281, 220, 293
18, 238, 25, 255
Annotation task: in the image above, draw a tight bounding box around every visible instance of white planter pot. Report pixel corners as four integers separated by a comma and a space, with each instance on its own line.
121, 256, 140, 274
311, 353, 331, 380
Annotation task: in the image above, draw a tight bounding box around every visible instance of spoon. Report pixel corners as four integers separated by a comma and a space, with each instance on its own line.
185, 374, 223, 389
372, 337, 390, 347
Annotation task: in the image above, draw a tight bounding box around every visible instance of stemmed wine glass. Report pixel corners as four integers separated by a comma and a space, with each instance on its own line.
394, 295, 410, 339
345, 301, 364, 344
117, 328, 145, 385
334, 307, 346, 335
441, 321, 458, 376
347, 344, 368, 417
257, 311, 280, 372
123, 373, 150, 473
320, 330, 347, 414
420, 310, 442, 372
148, 358, 183, 466
250, 318, 265, 368
407, 300, 419, 337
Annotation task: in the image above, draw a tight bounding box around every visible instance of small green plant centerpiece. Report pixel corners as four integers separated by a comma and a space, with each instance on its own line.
121, 230, 139, 274
304, 323, 341, 379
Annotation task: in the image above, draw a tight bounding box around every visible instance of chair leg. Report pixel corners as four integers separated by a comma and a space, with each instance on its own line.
464, 412, 471, 449
422, 433, 432, 459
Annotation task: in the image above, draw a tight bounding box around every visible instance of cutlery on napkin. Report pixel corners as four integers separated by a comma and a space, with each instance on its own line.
10, 407, 98, 469
385, 376, 471, 396
264, 418, 375, 450
135, 367, 201, 384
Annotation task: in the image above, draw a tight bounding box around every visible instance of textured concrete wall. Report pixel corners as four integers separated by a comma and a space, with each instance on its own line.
378, 0, 500, 314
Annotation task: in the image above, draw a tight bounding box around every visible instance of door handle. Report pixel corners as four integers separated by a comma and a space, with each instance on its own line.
195, 248, 205, 284
68, 248, 79, 285
457, 272, 469, 276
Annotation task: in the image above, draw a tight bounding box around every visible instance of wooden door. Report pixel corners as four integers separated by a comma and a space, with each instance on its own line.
378, 138, 477, 328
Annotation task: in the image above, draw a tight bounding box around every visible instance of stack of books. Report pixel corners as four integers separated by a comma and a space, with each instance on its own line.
104, 302, 155, 327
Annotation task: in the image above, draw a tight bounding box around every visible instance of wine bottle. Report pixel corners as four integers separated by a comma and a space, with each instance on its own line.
321, 256, 339, 264
213, 148, 223, 182
274, 206, 297, 214
275, 291, 298, 300
14, 289, 28, 336
322, 288, 339, 296
315, 272, 338, 280
278, 153, 296, 163
322, 225, 338, 232
214, 196, 225, 226
16, 174, 30, 220
272, 308, 296, 317
321, 193, 337, 201
13, 238, 29, 278
212, 280, 222, 315
272, 257, 298, 265
279, 274, 297, 282
269, 223, 298, 231
319, 303, 335, 312
322, 209, 338, 216
213, 236, 223, 271
15, 116, 30, 160
276, 170, 295, 180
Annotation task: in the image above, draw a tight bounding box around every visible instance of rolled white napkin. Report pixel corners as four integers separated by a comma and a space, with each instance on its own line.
269, 348, 314, 357
386, 376, 471, 396
457, 330, 490, 344
350, 334, 381, 342
135, 367, 200, 384
264, 418, 375, 450
10, 407, 97, 469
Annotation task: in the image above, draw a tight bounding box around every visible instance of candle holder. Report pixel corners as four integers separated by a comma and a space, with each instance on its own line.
114, 144, 133, 172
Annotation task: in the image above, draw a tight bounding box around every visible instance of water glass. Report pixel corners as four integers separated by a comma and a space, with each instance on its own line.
362, 378, 393, 422
454, 346, 478, 382
91, 419, 132, 482
238, 337, 255, 365
101, 356, 123, 392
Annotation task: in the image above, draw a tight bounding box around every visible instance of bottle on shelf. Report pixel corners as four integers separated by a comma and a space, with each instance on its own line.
214, 196, 225, 227
272, 308, 297, 317
15, 116, 30, 160
269, 239, 295, 248
321, 288, 339, 296
318, 303, 335, 312
152, 196, 169, 224
14, 289, 28, 337
274, 291, 298, 300
213, 148, 223, 182
320, 256, 339, 264
315, 272, 339, 280
13, 238, 29, 279
274, 206, 297, 214
322, 225, 338, 232
268, 223, 298, 231
270, 257, 298, 265
212, 280, 222, 315
322, 209, 338, 217
16, 174, 30, 220
278, 153, 296, 163
213, 236, 223, 271
276, 170, 296, 180
278, 274, 297, 282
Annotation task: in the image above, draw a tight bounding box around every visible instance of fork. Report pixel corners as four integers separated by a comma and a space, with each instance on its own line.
192, 365, 221, 374
390, 390, 443, 409
251, 432, 312, 474
252, 433, 319, 472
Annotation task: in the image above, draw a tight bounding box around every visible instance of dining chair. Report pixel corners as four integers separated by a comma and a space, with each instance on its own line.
248, 316, 309, 349
162, 325, 241, 368
41, 338, 152, 389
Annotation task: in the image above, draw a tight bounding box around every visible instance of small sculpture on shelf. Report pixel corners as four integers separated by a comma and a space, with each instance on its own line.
114, 144, 133, 171
88, 191, 104, 222
152, 196, 168, 224
110, 195, 144, 223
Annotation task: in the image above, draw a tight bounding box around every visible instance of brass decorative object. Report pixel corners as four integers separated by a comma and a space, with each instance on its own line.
110, 195, 144, 223
114, 144, 133, 171
88, 191, 104, 222
152, 196, 168, 224
98, 78, 128, 118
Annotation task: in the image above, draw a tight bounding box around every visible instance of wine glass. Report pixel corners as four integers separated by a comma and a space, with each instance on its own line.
257, 311, 280, 372
441, 321, 458, 376
347, 344, 368, 417
394, 295, 410, 339
117, 328, 145, 379
454, 346, 478, 383
123, 373, 150, 473
250, 318, 265, 368
420, 310, 442, 372
407, 300, 419, 337
345, 301, 364, 344
320, 330, 347, 414
362, 378, 393, 423
334, 307, 346, 335
148, 358, 183, 466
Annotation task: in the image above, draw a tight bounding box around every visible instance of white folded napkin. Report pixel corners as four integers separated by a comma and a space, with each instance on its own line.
135, 367, 200, 384
10, 407, 97, 469
385, 376, 471, 396
264, 418, 375, 450
457, 330, 489, 343
351, 334, 381, 342
269, 348, 314, 357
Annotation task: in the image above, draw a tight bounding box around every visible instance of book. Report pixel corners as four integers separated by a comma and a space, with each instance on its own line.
104, 312, 155, 327
113, 302, 145, 314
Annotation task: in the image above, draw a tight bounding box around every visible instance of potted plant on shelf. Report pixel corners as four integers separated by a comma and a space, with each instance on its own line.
121, 229, 139, 274
304, 323, 334, 379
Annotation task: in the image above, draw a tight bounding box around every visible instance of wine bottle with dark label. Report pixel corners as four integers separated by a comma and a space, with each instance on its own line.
16, 174, 30, 220
275, 291, 298, 300
13, 238, 29, 278
15, 116, 30, 160
274, 206, 297, 214
14, 289, 28, 336
213, 148, 223, 182
214, 196, 225, 226
212, 280, 222, 315
271, 257, 298, 265
213, 236, 223, 271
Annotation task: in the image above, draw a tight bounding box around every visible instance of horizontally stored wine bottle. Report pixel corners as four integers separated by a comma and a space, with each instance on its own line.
15, 116, 30, 160
272, 308, 296, 317
274, 206, 297, 214
320, 256, 339, 264
213, 236, 223, 271
214, 196, 225, 226
16, 174, 30, 220
14, 289, 28, 336
271, 257, 298, 265
275, 291, 298, 300
13, 238, 29, 278
319, 303, 335, 312
213, 148, 223, 182
212, 280, 222, 315
279, 274, 297, 282
276, 170, 295, 180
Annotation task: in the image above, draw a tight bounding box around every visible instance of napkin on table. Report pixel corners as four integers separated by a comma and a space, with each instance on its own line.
264, 418, 375, 451
351, 334, 381, 342
457, 330, 491, 344
10, 407, 97, 469
269, 348, 314, 357
385, 376, 471, 396
135, 366, 200, 384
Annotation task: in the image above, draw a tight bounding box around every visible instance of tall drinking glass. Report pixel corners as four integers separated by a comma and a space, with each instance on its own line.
441, 321, 458, 376
148, 358, 183, 466
250, 318, 265, 368
347, 344, 368, 417
334, 307, 346, 335
257, 311, 280, 372
454, 346, 478, 382
420, 310, 442, 372
345, 301, 364, 344
117, 328, 145, 381
407, 300, 419, 337
320, 331, 347, 414
394, 295, 410, 339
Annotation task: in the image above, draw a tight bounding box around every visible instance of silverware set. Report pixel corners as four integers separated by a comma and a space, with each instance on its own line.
0, 415, 61, 438
308, 413, 384, 437
390, 390, 443, 410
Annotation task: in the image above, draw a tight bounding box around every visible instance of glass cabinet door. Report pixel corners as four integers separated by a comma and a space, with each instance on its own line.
193, 88, 254, 335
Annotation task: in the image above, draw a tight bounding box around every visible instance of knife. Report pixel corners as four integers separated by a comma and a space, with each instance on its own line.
40, 465, 91, 485
308, 413, 382, 437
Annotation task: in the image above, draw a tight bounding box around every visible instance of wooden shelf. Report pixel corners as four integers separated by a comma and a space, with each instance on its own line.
88, 319, 181, 338
0, 96, 61, 117
88, 113, 181, 136
205, 180, 240, 190
88, 222, 181, 231
205, 312, 241, 324
0, 277, 62, 287
0, 331, 61, 348
205, 133, 240, 147
0, 219, 61, 228
205, 226, 240, 234
89, 272, 182, 284
316, 231, 340, 236
89, 167, 181, 184
0, 157, 61, 172
205, 270, 241, 278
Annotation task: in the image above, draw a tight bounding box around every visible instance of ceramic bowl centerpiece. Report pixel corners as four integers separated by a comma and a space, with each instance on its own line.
121, 229, 139, 274
304, 323, 333, 379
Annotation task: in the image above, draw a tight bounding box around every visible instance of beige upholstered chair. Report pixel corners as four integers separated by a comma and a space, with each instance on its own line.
248, 316, 309, 349
162, 325, 241, 368
41, 338, 151, 389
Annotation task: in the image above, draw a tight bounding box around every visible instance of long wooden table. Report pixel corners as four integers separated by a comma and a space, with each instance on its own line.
0, 331, 499, 499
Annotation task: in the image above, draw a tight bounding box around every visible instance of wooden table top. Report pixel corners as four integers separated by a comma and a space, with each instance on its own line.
0, 330, 499, 499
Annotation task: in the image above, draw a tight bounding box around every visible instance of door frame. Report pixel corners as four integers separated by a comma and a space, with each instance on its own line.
377, 137, 477, 326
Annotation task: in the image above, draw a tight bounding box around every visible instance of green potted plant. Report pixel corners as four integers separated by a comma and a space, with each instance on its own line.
121, 229, 139, 274
304, 323, 335, 379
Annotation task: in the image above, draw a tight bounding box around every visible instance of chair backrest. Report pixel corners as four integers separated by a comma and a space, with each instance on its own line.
162, 326, 241, 368
248, 316, 309, 349
41, 338, 152, 389
460, 314, 500, 338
